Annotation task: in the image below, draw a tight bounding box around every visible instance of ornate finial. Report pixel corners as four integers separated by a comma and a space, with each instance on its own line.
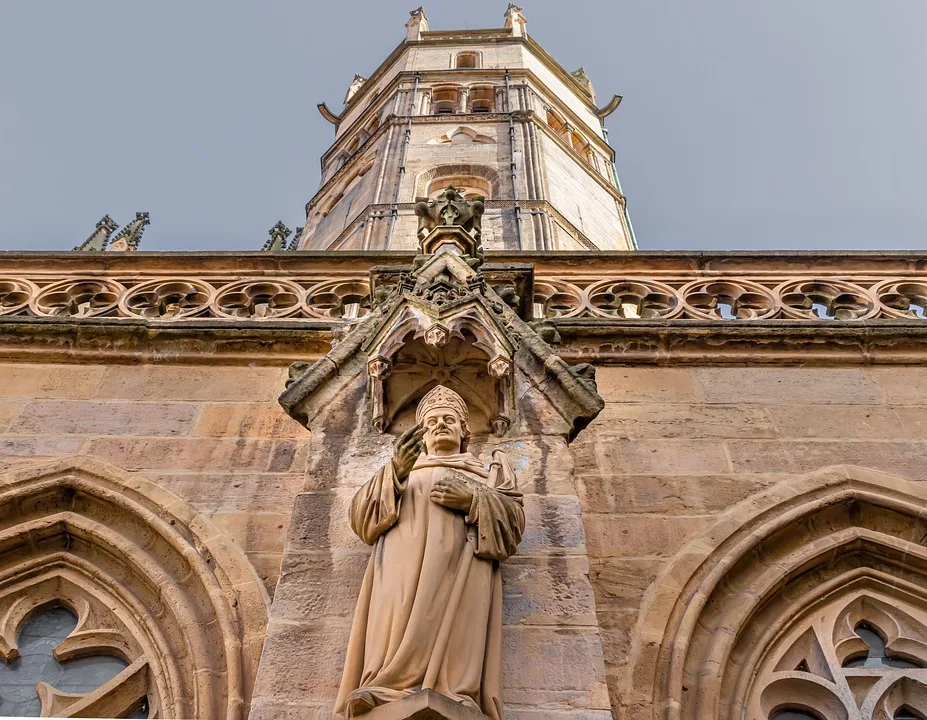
413, 186, 485, 263
288, 227, 304, 251
74, 214, 119, 251
570, 67, 595, 100
406, 6, 429, 40
344, 74, 368, 104
108, 212, 150, 252
504, 3, 527, 37
262, 221, 292, 251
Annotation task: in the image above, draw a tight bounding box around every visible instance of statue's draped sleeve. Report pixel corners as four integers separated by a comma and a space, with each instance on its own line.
465, 449, 525, 561
349, 460, 404, 545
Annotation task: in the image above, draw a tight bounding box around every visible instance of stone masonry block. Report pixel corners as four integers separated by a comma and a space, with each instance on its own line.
272, 549, 368, 622
593, 367, 702, 404
694, 367, 883, 405
583, 514, 714, 559
253, 619, 350, 701
87, 437, 284, 472
95, 365, 285, 402
502, 627, 609, 709
208, 511, 289, 554
595, 403, 776, 439
0, 363, 106, 399
765, 404, 927, 440
15, 400, 198, 436
0, 401, 22, 432
154, 472, 306, 514
572, 436, 729, 477
194, 402, 305, 438
576, 473, 776, 515
726, 439, 927, 480
868, 367, 927, 404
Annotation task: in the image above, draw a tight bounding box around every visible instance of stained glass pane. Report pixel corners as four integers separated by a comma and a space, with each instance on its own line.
0, 606, 129, 717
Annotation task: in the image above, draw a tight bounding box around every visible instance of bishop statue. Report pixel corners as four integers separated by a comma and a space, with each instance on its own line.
335, 385, 525, 719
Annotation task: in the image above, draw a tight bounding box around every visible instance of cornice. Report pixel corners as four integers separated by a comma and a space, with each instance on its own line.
1, 315, 926, 367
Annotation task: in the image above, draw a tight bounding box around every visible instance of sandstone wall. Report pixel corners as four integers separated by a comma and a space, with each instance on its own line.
0, 360, 305, 597
575, 364, 927, 715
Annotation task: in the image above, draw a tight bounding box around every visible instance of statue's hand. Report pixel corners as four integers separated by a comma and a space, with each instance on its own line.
430, 475, 474, 513
392, 425, 426, 483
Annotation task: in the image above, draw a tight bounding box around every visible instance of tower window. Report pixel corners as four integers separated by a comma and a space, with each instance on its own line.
426, 175, 491, 201
432, 86, 459, 115
469, 86, 494, 113
546, 110, 567, 136
455, 52, 478, 69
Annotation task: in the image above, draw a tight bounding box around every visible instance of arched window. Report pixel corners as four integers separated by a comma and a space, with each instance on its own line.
0, 458, 268, 719
426, 175, 491, 201
432, 86, 459, 115
770, 711, 823, 720
546, 109, 566, 135
469, 86, 494, 113
455, 52, 478, 69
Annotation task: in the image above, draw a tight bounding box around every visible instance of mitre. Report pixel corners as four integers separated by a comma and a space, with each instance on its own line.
415, 385, 469, 424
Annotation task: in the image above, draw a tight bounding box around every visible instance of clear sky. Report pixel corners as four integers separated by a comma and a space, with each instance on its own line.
1, 1, 924, 251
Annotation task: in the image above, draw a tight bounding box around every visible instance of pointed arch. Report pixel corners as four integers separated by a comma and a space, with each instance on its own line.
626, 465, 927, 720
0, 456, 269, 718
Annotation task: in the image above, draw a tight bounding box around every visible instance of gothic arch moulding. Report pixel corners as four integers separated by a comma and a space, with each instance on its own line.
414, 164, 501, 201
0, 456, 270, 718
625, 465, 927, 720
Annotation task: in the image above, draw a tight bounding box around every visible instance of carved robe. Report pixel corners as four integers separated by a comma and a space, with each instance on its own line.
335, 451, 525, 719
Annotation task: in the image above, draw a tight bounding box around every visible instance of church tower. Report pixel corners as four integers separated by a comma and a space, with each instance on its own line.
298, 5, 636, 252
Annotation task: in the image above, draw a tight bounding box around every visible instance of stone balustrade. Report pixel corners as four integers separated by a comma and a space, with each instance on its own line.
1, 251, 926, 323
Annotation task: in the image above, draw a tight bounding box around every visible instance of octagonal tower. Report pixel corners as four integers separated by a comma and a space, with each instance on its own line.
298, 5, 636, 252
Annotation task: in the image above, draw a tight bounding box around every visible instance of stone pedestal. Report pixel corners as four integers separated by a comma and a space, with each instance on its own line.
358, 691, 489, 720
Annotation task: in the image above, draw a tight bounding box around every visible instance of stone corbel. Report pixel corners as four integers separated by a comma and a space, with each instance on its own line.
367, 356, 392, 432
424, 323, 450, 347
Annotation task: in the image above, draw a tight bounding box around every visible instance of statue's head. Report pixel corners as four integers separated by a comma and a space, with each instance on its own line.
416, 385, 470, 455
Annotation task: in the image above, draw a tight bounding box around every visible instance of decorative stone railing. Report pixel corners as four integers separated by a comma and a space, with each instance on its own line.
532, 276, 927, 321
1, 257, 926, 323
0, 275, 373, 321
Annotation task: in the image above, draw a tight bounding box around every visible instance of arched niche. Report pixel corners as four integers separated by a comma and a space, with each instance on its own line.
626, 465, 927, 720
414, 164, 501, 202
0, 456, 269, 719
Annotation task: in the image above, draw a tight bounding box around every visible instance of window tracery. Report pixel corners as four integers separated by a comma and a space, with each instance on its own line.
747, 580, 927, 719
0, 457, 269, 719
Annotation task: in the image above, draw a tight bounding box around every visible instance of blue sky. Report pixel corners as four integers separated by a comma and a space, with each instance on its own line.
1, 1, 924, 251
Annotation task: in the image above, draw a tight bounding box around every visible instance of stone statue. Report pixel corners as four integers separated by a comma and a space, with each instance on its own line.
335, 385, 525, 719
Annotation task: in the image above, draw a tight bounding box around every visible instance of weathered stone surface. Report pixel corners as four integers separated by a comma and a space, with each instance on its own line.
502, 555, 597, 626
96, 365, 284, 402
594, 367, 702, 403
595, 403, 776, 439
583, 514, 714, 558
0, 436, 83, 459
765, 404, 927, 439
153, 472, 305, 513
0, 401, 22, 432
208, 511, 290, 553
576, 473, 777, 515
271, 549, 367, 622
194, 402, 305, 438
501, 627, 609, 709
15, 400, 198, 436
573, 436, 730, 476
87, 437, 299, 472
726, 439, 927, 479
0, 363, 106, 399
694, 367, 884, 405
588, 558, 661, 611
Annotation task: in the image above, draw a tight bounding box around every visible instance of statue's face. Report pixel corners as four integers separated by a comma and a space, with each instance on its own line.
422, 407, 464, 455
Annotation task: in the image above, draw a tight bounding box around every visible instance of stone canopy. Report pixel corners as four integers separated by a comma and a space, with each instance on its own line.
279, 220, 603, 441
